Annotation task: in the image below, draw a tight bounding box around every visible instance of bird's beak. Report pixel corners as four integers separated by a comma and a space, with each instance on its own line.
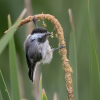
46, 32, 51, 36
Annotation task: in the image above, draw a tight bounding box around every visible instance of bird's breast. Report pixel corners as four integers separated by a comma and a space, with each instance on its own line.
39, 40, 53, 64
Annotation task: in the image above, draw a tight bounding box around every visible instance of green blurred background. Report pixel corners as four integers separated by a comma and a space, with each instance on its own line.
0, 0, 100, 100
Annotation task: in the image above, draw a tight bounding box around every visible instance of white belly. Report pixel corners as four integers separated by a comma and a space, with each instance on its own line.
39, 40, 53, 64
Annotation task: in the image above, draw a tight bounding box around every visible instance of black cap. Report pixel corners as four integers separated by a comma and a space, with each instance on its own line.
31, 27, 47, 35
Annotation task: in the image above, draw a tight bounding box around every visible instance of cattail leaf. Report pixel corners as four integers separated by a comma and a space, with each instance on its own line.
69, 30, 78, 100
87, 1, 100, 100
39, 74, 42, 100
8, 15, 20, 100
0, 70, 11, 100
69, 9, 78, 100
42, 89, 47, 100
89, 18, 100, 100
0, 9, 26, 55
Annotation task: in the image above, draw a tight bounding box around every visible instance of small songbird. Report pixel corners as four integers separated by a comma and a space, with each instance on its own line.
24, 17, 65, 82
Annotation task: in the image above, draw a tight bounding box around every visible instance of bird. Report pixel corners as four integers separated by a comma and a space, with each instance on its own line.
24, 17, 65, 82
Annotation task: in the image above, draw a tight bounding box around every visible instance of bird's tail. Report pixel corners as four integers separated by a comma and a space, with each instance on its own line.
28, 64, 37, 82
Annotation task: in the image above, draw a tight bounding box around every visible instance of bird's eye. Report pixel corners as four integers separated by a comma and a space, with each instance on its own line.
40, 30, 43, 33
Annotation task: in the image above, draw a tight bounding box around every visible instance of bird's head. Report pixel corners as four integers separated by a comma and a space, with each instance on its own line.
30, 27, 51, 43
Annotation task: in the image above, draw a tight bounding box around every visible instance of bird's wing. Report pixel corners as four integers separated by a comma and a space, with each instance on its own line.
26, 52, 31, 68
26, 52, 42, 82
26, 52, 36, 82
25, 38, 42, 82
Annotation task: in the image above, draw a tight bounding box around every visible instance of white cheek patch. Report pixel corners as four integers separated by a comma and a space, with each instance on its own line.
30, 33, 45, 40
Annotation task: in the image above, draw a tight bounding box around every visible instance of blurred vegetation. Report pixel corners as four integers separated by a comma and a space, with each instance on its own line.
0, 0, 100, 100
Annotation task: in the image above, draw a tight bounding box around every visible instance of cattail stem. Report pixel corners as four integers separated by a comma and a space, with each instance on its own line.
4, 14, 74, 100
